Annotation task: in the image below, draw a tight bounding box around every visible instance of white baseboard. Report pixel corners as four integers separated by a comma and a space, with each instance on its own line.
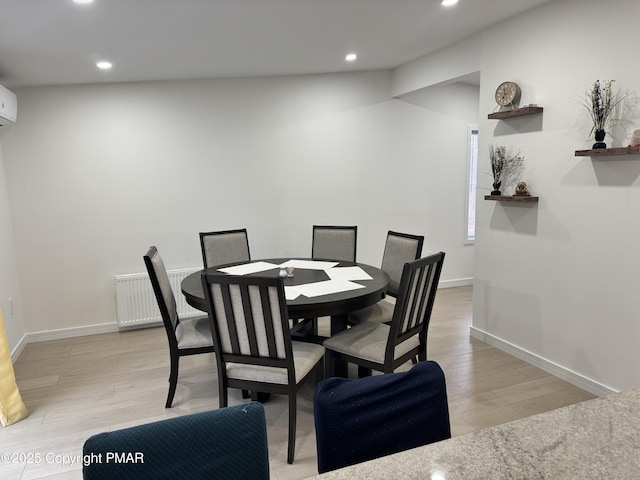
12, 322, 164, 362
26, 322, 120, 344
10, 333, 28, 363
470, 326, 616, 397
440, 277, 473, 288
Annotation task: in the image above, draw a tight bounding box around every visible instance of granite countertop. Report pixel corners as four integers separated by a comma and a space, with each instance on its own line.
308, 387, 640, 479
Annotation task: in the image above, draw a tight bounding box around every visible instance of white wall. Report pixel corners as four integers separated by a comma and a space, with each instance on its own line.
1, 71, 476, 336
476, 0, 640, 394
0, 135, 26, 356
400, 0, 640, 394
391, 36, 481, 97
400, 81, 478, 277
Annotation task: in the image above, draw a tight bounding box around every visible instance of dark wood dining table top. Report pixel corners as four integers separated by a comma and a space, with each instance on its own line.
180, 258, 389, 321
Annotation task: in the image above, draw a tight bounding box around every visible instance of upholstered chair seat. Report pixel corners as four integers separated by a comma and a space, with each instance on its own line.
175, 316, 214, 349
227, 341, 325, 384
323, 321, 419, 365
349, 297, 395, 324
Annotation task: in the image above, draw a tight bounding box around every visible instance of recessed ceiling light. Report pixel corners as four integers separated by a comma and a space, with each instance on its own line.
345, 53, 357, 62
73, 0, 94, 4
441, 0, 459, 6
96, 61, 112, 70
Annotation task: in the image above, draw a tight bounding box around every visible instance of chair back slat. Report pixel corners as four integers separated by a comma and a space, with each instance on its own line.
216, 283, 242, 354
416, 262, 438, 330
259, 286, 280, 358
237, 284, 261, 356
199, 229, 251, 269
402, 264, 425, 333
203, 273, 291, 368
386, 252, 445, 362
380, 231, 424, 297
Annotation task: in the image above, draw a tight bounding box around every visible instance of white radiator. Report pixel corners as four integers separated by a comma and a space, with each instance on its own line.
114, 268, 202, 328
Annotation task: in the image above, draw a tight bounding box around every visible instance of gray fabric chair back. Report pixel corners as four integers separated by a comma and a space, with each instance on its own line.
312, 225, 357, 262
202, 273, 293, 368
200, 229, 250, 269
386, 252, 445, 364
144, 246, 178, 331
380, 231, 424, 297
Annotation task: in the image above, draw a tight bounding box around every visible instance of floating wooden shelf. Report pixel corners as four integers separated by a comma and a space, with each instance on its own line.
484, 195, 539, 203
488, 106, 544, 120
574, 146, 640, 157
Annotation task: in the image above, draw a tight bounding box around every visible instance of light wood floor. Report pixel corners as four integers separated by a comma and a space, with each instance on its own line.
1, 286, 596, 479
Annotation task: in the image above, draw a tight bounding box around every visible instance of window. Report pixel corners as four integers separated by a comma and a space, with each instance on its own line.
465, 125, 479, 243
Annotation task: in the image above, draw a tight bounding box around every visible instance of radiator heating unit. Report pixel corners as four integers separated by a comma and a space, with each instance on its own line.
114, 268, 201, 328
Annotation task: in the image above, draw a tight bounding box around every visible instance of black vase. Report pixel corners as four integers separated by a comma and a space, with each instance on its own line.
491, 180, 501, 196
593, 129, 606, 149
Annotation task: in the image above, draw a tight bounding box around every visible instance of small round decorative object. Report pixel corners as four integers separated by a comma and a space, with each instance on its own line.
495, 81, 521, 107
515, 181, 530, 196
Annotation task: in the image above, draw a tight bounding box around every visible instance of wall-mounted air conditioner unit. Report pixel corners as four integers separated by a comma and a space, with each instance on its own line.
0, 84, 17, 126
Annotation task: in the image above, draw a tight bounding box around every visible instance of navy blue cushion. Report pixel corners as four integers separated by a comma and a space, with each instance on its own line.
314, 361, 451, 473
83, 403, 269, 480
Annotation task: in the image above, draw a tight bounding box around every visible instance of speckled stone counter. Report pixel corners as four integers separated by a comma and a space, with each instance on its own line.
308, 387, 640, 479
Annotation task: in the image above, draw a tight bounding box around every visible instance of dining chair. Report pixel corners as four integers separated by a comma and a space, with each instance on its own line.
323, 252, 445, 377
199, 228, 251, 269
201, 272, 325, 464
313, 360, 450, 473
349, 230, 424, 325
311, 225, 357, 262
83, 402, 270, 480
143, 246, 215, 408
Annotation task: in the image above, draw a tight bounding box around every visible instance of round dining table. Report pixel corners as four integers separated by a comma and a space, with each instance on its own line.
181, 258, 389, 338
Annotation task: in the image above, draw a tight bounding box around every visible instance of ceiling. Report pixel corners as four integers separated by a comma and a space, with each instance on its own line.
0, 0, 554, 88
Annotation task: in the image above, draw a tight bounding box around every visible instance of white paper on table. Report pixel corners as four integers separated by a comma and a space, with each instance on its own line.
217, 261, 278, 276
325, 266, 372, 281
294, 279, 365, 298
284, 286, 302, 301
278, 259, 339, 270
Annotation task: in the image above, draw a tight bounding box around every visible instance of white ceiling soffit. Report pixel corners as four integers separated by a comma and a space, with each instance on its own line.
0, 0, 554, 88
